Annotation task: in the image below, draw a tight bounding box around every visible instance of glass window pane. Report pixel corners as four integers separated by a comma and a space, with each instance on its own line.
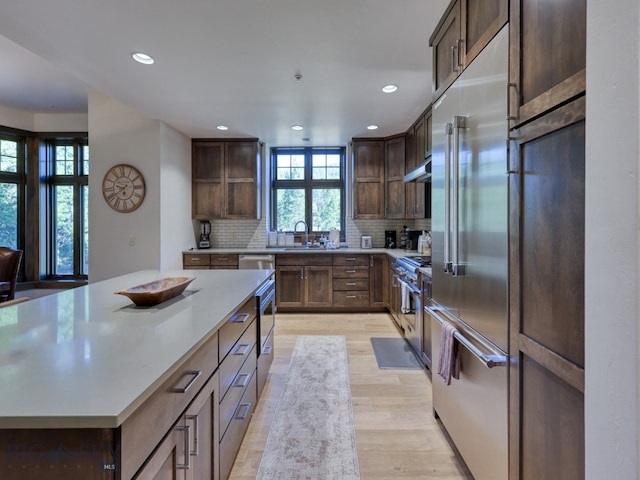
276, 153, 305, 180
82, 145, 89, 175
81, 185, 89, 276
0, 182, 18, 248
312, 188, 341, 231
0, 139, 18, 173
55, 145, 75, 175
276, 188, 305, 231
55, 185, 74, 275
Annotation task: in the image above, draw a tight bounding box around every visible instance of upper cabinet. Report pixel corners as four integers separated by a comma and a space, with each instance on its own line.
384, 135, 406, 219
353, 139, 385, 219
192, 140, 260, 219
509, 0, 586, 127
430, 0, 508, 100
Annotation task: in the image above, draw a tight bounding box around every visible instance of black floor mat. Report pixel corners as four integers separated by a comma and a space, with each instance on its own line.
370, 337, 422, 369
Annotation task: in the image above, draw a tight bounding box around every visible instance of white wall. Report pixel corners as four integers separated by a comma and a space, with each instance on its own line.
585, 0, 640, 478
0, 104, 88, 132
88, 90, 191, 281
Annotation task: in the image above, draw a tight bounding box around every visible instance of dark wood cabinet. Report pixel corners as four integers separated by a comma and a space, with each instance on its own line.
509, 0, 586, 127
276, 254, 332, 309
508, 96, 585, 480
369, 253, 388, 308
353, 139, 385, 219
332, 254, 370, 308
385, 135, 406, 219
192, 140, 259, 219
430, 0, 508, 100
183, 253, 238, 269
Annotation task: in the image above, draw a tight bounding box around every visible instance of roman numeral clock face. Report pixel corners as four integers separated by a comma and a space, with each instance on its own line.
102, 164, 146, 213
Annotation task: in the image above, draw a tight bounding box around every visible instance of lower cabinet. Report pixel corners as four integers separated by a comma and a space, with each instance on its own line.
276, 254, 333, 309
332, 254, 370, 308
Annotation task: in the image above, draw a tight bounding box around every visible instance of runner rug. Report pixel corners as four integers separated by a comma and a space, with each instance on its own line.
256, 335, 361, 480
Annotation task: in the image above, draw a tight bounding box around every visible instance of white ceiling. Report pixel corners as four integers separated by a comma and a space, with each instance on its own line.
0, 0, 447, 146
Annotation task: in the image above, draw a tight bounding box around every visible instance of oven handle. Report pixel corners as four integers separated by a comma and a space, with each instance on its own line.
426, 306, 507, 368
398, 277, 421, 295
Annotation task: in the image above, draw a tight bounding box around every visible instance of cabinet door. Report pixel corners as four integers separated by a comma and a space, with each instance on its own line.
192, 142, 224, 219
462, 0, 508, 66
225, 142, 258, 218
276, 266, 304, 308
430, 0, 462, 99
385, 136, 406, 219
414, 116, 425, 165
134, 427, 184, 480
304, 266, 333, 307
369, 254, 388, 308
508, 97, 585, 480
353, 140, 385, 219
509, 0, 586, 126
184, 371, 218, 480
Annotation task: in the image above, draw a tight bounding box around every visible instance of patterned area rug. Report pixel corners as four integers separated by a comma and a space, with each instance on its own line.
256, 335, 360, 480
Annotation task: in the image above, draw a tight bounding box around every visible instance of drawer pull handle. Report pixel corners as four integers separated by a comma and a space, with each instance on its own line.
233, 343, 251, 356
234, 402, 251, 420
172, 370, 201, 393
185, 414, 199, 456
346, 270, 357, 273
262, 345, 273, 355
189, 257, 202, 262
230, 312, 250, 323
347, 282, 357, 286
346, 295, 357, 299
233, 372, 252, 388
346, 257, 357, 261
175, 424, 191, 469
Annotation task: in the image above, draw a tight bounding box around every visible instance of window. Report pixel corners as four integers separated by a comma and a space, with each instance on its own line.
271, 147, 345, 238
45, 139, 89, 278
0, 135, 25, 250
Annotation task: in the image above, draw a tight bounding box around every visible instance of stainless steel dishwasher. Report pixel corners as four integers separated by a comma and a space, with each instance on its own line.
238, 254, 275, 270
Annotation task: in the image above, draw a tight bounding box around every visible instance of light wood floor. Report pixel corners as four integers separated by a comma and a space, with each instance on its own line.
229, 312, 471, 480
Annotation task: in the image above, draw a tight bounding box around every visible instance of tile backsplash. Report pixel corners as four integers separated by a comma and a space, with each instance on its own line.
198, 217, 431, 249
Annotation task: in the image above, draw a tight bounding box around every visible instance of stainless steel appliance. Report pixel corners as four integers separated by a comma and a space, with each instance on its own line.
361, 235, 372, 249
393, 255, 432, 367
198, 220, 211, 249
426, 26, 509, 480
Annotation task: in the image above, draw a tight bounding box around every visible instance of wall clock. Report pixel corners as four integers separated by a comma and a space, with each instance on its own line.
102, 164, 146, 213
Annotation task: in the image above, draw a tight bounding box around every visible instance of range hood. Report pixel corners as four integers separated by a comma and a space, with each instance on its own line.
404, 158, 432, 183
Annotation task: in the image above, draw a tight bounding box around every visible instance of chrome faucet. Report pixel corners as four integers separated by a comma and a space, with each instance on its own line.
294, 220, 309, 247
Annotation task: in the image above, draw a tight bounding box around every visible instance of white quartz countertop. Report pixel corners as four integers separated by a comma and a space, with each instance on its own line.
183, 246, 412, 258
0, 269, 273, 429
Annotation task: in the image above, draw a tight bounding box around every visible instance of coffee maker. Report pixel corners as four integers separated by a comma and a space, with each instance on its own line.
198, 220, 211, 249
384, 230, 396, 249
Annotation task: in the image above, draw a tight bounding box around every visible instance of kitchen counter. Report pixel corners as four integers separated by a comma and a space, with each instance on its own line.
184, 246, 415, 259
0, 269, 273, 429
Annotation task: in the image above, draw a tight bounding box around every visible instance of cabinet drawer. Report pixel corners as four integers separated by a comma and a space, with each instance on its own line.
333, 254, 369, 266
211, 254, 238, 267
333, 278, 369, 291
257, 328, 274, 398
333, 266, 369, 278
183, 253, 211, 267
276, 253, 332, 266
333, 291, 370, 307
119, 331, 219, 480
220, 372, 257, 480
219, 344, 257, 439
219, 297, 256, 361
219, 321, 257, 398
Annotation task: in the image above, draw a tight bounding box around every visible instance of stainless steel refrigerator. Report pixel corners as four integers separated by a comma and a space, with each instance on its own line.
426, 25, 509, 480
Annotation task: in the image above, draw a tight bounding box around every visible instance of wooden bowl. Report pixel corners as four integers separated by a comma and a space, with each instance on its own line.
115, 276, 195, 306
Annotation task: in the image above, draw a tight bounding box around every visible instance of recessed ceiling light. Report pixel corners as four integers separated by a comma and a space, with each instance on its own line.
216, 125, 229, 131
367, 125, 379, 130
382, 84, 398, 93
132, 52, 155, 65
291, 125, 304, 131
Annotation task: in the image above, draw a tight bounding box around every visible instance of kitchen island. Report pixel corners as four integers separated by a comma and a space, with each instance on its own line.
0, 269, 274, 480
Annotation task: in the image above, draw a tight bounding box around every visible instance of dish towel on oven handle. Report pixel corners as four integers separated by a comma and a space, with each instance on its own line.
400, 281, 412, 314
437, 321, 461, 385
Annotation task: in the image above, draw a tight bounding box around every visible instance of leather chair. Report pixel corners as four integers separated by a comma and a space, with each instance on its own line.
0, 247, 23, 302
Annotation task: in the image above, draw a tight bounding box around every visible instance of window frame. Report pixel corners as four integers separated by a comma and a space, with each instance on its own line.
44, 138, 89, 279
270, 147, 346, 239
0, 133, 26, 274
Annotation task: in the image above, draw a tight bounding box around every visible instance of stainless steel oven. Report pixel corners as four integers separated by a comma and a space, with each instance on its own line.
255, 276, 275, 356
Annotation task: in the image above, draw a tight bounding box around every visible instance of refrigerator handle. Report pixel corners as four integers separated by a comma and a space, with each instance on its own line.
444, 122, 453, 273
452, 115, 465, 276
